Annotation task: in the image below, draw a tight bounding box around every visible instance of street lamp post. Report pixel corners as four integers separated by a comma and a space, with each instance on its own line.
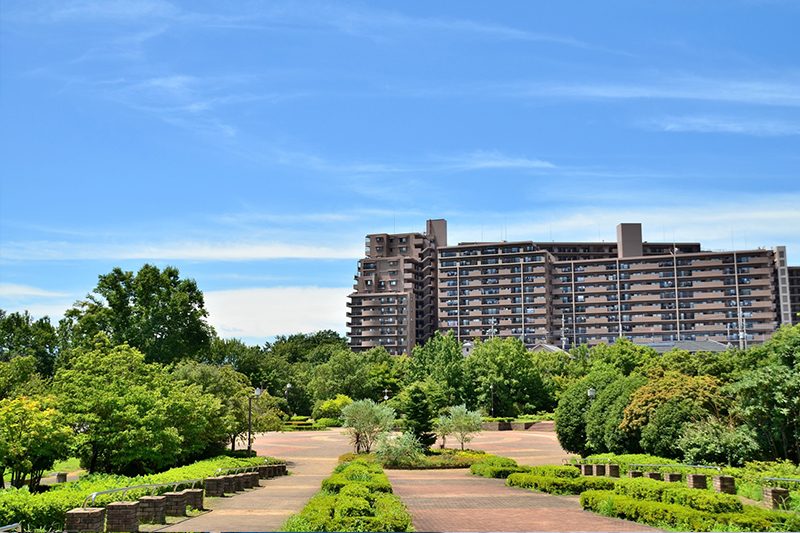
383, 389, 389, 401
489, 383, 494, 417
284, 383, 292, 401
248, 387, 263, 453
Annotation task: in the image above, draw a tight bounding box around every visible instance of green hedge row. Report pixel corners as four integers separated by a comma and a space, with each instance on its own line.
507, 474, 615, 495
581, 489, 800, 532
282, 459, 412, 532
0, 456, 270, 530
613, 477, 742, 513
470, 456, 529, 479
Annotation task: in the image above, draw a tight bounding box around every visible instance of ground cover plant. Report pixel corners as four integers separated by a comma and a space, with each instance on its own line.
0, 455, 272, 530
282, 459, 412, 532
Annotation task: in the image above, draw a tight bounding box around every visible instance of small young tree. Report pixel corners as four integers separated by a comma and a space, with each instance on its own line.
375, 432, 424, 467
341, 399, 395, 453
404, 382, 436, 448
433, 414, 454, 449
447, 404, 482, 451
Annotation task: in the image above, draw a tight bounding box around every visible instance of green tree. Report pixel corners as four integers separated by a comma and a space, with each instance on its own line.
555, 368, 619, 456
447, 404, 483, 451
403, 382, 435, 448
678, 418, 761, 466
465, 337, 547, 416
410, 332, 466, 407
171, 360, 284, 451
727, 364, 800, 462
312, 394, 353, 420
585, 373, 646, 454
341, 399, 395, 453
265, 330, 347, 365
0, 310, 59, 377
53, 338, 223, 474
0, 396, 72, 489
61, 265, 213, 364
0, 356, 46, 400
588, 338, 657, 376
639, 397, 708, 459
433, 414, 454, 449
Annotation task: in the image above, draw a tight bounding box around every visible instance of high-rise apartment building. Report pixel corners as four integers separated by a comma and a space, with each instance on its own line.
347, 219, 447, 355
347, 220, 798, 352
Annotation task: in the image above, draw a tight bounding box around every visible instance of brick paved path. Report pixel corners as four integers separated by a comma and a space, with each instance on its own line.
386, 468, 659, 532
387, 424, 660, 532
158, 430, 352, 533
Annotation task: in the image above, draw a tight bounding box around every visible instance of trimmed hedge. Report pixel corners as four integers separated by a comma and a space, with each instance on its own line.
0, 455, 272, 530
612, 477, 742, 513
507, 474, 615, 495
526, 465, 580, 479
470, 456, 529, 479
581, 490, 800, 532
282, 459, 412, 532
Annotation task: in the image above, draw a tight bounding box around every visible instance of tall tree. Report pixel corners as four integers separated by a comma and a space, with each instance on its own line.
0, 310, 59, 377
61, 265, 213, 364
265, 330, 347, 364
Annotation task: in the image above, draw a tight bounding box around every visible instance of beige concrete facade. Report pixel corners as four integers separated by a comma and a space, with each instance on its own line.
349, 220, 797, 353
347, 219, 446, 355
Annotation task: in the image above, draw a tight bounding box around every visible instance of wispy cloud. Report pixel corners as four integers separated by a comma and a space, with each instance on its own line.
0, 283, 68, 298
204, 286, 350, 339
647, 115, 800, 136
0, 240, 363, 262
404, 76, 800, 108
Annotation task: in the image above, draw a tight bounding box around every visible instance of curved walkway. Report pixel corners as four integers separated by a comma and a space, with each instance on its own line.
158, 431, 351, 533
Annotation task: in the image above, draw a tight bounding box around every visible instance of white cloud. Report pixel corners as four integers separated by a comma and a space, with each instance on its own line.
0, 240, 362, 262
648, 115, 800, 136
204, 286, 350, 339
0, 283, 68, 298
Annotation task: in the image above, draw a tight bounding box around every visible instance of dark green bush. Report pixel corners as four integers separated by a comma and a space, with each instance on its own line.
507, 474, 615, 494
313, 417, 341, 428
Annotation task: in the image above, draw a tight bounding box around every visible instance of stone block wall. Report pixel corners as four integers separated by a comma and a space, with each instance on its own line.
138, 496, 166, 524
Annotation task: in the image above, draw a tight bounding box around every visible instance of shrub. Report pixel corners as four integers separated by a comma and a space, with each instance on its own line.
447, 405, 483, 451
283, 459, 411, 532
470, 456, 528, 478
525, 465, 580, 478
677, 418, 761, 466
341, 400, 395, 453
507, 474, 615, 494
312, 394, 353, 421
375, 433, 424, 468
0, 455, 271, 530
313, 418, 341, 429
580, 490, 715, 531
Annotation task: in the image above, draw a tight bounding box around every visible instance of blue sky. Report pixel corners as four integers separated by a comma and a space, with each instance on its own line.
1, 0, 799, 344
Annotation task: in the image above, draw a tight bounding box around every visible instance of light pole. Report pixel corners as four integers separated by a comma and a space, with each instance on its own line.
489, 383, 494, 417
284, 383, 292, 401
383, 389, 390, 401
248, 387, 263, 454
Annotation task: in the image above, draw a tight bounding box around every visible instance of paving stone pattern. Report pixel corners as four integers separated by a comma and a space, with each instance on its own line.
156, 431, 352, 533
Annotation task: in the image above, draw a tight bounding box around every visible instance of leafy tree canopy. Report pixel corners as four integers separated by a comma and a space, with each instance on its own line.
0, 309, 59, 377
61, 264, 213, 364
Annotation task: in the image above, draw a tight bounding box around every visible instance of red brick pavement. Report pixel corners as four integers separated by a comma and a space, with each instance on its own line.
386, 468, 660, 532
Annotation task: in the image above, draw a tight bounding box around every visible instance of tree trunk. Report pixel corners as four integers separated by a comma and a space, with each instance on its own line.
231, 436, 236, 451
